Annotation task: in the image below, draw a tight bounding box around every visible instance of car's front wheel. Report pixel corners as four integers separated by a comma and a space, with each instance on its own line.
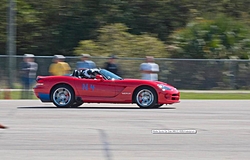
51, 85, 75, 108
153, 104, 163, 108
134, 87, 157, 108
70, 101, 84, 108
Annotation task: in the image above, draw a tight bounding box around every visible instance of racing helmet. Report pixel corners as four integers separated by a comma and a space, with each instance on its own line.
90, 68, 99, 74
81, 69, 93, 78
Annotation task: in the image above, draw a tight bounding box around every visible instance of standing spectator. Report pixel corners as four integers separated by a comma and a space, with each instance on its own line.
49, 55, 71, 76
140, 56, 159, 81
28, 54, 38, 87
104, 55, 122, 76
19, 54, 38, 99
76, 54, 96, 70
60, 55, 71, 76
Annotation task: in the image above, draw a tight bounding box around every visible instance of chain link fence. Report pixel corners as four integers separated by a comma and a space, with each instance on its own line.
0, 55, 250, 90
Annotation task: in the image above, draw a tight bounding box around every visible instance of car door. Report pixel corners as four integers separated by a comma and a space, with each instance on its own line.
74, 78, 116, 97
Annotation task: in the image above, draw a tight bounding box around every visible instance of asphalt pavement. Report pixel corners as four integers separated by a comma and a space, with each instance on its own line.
0, 100, 250, 160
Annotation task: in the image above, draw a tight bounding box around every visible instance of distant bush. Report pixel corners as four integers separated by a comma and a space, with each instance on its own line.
74, 23, 169, 58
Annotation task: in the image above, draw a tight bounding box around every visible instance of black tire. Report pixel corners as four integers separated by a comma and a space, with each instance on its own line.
70, 101, 84, 108
134, 86, 157, 108
51, 84, 75, 108
153, 104, 163, 108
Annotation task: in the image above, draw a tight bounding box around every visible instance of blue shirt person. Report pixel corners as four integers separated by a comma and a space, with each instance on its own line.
76, 54, 96, 70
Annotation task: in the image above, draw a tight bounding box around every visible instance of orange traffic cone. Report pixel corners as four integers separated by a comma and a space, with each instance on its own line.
0, 123, 7, 129
3, 89, 11, 99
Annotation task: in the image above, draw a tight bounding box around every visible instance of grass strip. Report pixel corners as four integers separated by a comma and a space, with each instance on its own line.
180, 92, 250, 99
0, 91, 250, 100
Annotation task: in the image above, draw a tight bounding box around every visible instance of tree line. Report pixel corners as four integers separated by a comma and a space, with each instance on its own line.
1, 0, 250, 59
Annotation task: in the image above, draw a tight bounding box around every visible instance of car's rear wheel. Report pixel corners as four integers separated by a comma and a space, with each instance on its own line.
134, 87, 157, 108
51, 85, 75, 108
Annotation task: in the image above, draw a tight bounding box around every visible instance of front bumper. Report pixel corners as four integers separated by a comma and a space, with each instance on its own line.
158, 90, 180, 104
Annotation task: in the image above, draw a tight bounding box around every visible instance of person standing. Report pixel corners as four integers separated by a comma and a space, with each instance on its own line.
49, 55, 71, 76
60, 55, 71, 76
28, 54, 38, 87
140, 56, 159, 81
104, 55, 122, 76
19, 54, 38, 99
76, 54, 96, 70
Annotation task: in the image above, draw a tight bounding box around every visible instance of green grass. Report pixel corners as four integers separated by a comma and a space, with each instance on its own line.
0, 91, 37, 99
180, 92, 250, 99
0, 91, 250, 100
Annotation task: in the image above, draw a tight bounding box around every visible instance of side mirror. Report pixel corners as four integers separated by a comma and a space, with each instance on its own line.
95, 75, 104, 81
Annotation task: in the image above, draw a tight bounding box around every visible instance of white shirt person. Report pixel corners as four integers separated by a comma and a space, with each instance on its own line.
140, 56, 159, 81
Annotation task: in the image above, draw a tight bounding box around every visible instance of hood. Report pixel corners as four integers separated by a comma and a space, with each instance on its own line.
123, 78, 175, 88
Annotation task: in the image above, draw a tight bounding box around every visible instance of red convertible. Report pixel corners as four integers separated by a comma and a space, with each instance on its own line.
33, 69, 180, 108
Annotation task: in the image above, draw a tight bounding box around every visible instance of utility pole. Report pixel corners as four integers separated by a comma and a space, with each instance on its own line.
7, 0, 16, 89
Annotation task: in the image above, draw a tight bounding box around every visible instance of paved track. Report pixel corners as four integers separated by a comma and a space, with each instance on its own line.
0, 100, 250, 160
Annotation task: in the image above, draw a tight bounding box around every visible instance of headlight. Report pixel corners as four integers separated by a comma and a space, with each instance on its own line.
157, 84, 171, 91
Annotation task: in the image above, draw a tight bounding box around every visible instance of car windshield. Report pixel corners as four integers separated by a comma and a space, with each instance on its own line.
100, 69, 123, 80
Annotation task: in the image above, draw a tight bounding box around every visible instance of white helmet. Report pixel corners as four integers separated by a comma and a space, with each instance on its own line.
82, 69, 93, 78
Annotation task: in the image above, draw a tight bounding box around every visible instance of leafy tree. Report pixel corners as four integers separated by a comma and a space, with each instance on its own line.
169, 15, 250, 59
0, 0, 7, 54
1, 0, 102, 55
118, 0, 190, 41
2, 0, 250, 57
16, 0, 42, 54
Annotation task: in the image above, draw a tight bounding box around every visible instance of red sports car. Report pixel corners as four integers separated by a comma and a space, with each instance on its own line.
33, 69, 180, 108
